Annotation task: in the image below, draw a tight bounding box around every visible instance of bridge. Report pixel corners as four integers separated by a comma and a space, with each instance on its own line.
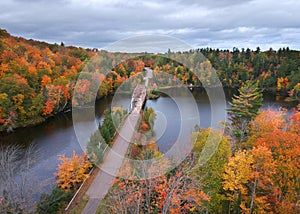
82, 68, 152, 214
130, 85, 147, 113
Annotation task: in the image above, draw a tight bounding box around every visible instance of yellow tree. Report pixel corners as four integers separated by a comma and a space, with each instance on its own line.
222, 150, 254, 213
12, 94, 26, 120
191, 128, 231, 213
56, 151, 92, 191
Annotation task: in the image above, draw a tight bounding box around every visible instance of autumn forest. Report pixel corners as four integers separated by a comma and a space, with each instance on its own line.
0, 28, 299, 214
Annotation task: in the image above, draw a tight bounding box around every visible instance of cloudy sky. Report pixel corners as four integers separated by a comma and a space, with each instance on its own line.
0, 0, 299, 51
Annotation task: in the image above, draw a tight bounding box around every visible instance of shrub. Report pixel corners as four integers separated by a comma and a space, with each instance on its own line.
36, 187, 72, 214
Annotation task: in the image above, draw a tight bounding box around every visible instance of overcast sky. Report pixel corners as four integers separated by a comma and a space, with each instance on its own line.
0, 0, 299, 51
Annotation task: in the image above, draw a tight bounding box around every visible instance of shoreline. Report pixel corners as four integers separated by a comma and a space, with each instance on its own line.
0, 86, 294, 134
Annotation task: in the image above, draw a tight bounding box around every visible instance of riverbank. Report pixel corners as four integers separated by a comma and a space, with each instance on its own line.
0, 85, 294, 135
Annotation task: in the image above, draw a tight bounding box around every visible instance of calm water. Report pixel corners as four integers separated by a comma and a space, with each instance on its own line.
147, 88, 296, 152
0, 88, 296, 198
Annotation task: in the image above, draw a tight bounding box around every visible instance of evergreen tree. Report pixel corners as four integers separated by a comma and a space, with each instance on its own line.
87, 131, 106, 164
36, 187, 72, 214
103, 109, 115, 136
227, 80, 263, 150
100, 125, 111, 144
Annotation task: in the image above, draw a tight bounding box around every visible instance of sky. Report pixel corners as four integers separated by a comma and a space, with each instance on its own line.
0, 0, 299, 51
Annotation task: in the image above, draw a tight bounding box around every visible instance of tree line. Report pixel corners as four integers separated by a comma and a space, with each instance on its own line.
140, 48, 299, 103
1, 28, 299, 132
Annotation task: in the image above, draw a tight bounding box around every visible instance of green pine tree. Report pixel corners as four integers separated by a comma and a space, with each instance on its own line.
87, 131, 106, 165
227, 80, 263, 150
100, 125, 111, 144
103, 109, 115, 136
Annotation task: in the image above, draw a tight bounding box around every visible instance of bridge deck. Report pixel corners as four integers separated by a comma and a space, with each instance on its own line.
131, 84, 147, 113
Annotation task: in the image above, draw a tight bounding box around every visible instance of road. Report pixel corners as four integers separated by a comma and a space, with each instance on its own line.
82, 68, 151, 214
144, 67, 153, 87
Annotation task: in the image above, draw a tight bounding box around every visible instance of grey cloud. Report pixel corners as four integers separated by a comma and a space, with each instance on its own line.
176, 0, 254, 8
0, 0, 299, 50
105, 35, 192, 53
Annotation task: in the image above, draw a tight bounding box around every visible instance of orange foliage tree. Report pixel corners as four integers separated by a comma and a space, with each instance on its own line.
140, 123, 149, 131
41, 75, 51, 87
223, 109, 300, 213
56, 151, 92, 191
105, 156, 209, 213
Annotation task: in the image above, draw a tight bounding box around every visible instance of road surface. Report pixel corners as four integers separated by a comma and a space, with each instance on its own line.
82, 68, 151, 214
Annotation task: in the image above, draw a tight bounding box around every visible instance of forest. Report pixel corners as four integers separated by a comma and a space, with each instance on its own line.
0, 28, 299, 213
0, 28, 299, 132
0, 29, 145, 132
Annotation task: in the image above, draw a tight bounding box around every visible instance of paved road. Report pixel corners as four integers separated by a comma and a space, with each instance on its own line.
82, 68, 151, 214
144, 67, 152, 87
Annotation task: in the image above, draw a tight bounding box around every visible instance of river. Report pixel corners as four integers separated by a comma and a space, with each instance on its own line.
0, 88, 296, 199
